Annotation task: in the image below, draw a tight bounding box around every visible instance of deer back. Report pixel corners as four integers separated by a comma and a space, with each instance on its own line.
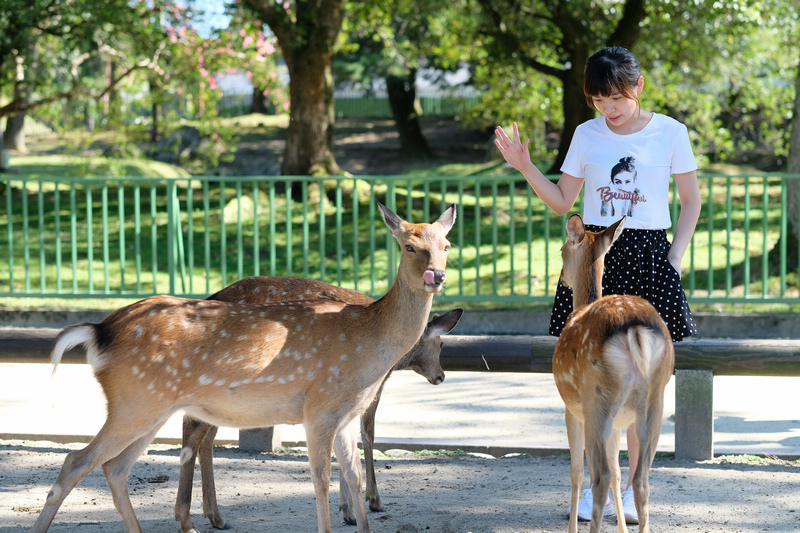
553, 214, 674, 424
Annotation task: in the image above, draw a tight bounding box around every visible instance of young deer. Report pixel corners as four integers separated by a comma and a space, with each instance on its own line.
175, 275, 463, 533
33, 202, 456, 533
553, 215, 674, 533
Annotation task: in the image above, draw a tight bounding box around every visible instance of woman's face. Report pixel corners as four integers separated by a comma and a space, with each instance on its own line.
590, 76, 644, 134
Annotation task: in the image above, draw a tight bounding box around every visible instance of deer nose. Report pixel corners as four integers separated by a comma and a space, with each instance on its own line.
433, 271, 446, 284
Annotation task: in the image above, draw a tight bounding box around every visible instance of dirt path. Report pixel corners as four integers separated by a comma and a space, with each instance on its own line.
2, 440, 798, 533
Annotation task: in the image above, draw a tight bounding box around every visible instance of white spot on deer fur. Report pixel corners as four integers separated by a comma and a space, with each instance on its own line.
330, 366, 340, 377
278, 377, 286, 384
202, 352, 209, 361
304, 352, 312, 359
132, 365, 140, 376
230, 381, 241, 388
147, 382, 155, 391
180, 447, 193, 465
151, 354, 164, 363
582, 331, 590, 344
237, 335, 248, 341
211, 324, 218, 332
199, 375, 213, 385
182, 358, 190, 368
356, 346, 363, 353
341, 354, 348, 361
340, 333, 347, 341
133, 325, 143, 337
215, 379, 226, 386
288, 374, 295, 381
132, 347, 139, 354
307, 370, 316, 379
221, 330, 230, 337
253, 287, 261, 293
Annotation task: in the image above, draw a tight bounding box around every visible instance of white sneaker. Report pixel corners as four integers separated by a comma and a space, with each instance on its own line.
622, 486, 639, 524
567, 487, 614, 521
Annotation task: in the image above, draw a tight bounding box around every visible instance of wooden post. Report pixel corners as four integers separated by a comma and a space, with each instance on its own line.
674, 369, 714, 460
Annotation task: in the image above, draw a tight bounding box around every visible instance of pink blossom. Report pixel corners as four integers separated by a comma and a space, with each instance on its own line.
209, 76, 216, 89
282, 102, 289, 111
246, 71, 253, 80
240, 29, 247, 37
200, 68, 209, 77
243, 35, 253, 48
283, 1, 290, 9
170, 34, 177, 43
263, 43, 275, 55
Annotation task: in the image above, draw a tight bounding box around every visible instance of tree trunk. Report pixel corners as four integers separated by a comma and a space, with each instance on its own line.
250, 86, 270, 114
769, 57, 800, 273
245, 0, 345, 176
386, 70, 432, 158
550, 65, 595, 174
282, 54, 340, 175
3, 53, 30, 153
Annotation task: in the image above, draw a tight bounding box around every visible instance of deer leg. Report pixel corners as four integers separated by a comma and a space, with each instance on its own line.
334, 417, 368, 530
305, 421, 338, 533
606, 430, 627, 533
175, 416, 225, 533
633, 392, 666, 533
336, 419, 357, 525
198, 423, 228, 530
564, 410, 585, 533
103, 423, 165, 531
361, 378, 387, 512
585, 413, 613, 533
32, 412, 160, 533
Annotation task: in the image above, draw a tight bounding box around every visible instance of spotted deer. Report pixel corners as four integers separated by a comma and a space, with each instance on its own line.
553, 215, 674, 533
33, 202, 456, 533
175, 275, 463, 533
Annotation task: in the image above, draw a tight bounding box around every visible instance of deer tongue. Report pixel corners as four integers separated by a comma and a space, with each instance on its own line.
423, 270, 436, 285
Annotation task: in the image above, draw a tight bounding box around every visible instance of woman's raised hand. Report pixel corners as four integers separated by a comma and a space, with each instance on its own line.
494, 122, 532, 172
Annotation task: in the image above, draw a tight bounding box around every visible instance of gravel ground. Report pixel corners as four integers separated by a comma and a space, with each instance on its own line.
2, 440, 798, 533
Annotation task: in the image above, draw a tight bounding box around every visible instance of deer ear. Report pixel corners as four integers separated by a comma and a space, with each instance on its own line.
435, 204, 457, 235
566, 213, 585, 244
377, 201, 404, 236
605, 216, 626, 243
425, 308, 464, 337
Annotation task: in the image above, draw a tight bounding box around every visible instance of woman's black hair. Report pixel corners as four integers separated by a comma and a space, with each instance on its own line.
583, 46, 642, 110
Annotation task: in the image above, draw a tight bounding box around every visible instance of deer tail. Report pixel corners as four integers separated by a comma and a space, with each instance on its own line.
625, 325, 669, 382
51, 324, 100, 375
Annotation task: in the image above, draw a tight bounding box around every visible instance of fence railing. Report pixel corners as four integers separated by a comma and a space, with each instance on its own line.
1, 174, 798, 304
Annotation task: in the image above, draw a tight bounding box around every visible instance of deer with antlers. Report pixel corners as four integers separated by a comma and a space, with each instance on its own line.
32, 202, 456, 533
553, 215, 674, 533
175, 275, 463, 532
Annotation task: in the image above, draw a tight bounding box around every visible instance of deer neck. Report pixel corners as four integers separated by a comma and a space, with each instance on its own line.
571, 257, 605, 309
368, 274, 434, 364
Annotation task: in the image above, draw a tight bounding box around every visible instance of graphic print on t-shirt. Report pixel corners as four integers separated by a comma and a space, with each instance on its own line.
597, 156, 646, 218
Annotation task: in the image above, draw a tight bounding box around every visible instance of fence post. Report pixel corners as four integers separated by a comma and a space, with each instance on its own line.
239, 427, 282, 453
674, 369, 714, 460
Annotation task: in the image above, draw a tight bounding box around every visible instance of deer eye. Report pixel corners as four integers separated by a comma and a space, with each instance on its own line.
405, 245, 415, 253
444, 244, 450, 252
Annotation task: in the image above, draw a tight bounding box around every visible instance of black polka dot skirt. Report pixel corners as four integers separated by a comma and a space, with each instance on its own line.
549, 225, 698, 342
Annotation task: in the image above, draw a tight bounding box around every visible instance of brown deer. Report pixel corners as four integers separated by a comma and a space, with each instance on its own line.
553, 214, 674, 533
175, 275, 463, 533
32, 202, 456, 533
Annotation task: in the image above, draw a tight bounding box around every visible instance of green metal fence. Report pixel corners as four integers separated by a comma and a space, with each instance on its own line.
1, 174, 798, 304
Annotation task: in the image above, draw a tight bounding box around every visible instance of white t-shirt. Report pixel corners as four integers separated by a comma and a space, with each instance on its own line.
560, 113, 697, 230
